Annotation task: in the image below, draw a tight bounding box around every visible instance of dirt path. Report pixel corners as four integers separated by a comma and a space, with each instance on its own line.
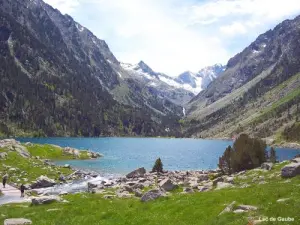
0, 184, 30, 205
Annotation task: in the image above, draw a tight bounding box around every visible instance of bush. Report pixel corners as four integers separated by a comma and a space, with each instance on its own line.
218, 134, 267, 174
152, 158, 163, 173
269, 147, 277, 163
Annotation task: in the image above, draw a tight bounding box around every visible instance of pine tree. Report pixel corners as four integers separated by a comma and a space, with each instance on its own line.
152, 158, 163, 173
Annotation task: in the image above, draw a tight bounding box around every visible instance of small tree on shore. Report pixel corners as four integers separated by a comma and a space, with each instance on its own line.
152, 158, 163, 173
218, 134, 267, 174
218, 145, 232, 174
269, 147, 277, 163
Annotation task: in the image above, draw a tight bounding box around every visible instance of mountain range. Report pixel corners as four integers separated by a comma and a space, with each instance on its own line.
0, 0, 299, 142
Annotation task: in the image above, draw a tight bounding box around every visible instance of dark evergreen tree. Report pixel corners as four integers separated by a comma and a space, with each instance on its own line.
152, 158, 163, 173
269, 147, 277, 163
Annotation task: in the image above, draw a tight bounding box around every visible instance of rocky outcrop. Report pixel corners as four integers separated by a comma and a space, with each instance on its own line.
4, 218, 32, 225
31, 176, 56, 189
141, 189, 165, 202
0, 139, 30, 158
31, 196, 61, 205
126, 167, 146, 178
281, 162, 300, 178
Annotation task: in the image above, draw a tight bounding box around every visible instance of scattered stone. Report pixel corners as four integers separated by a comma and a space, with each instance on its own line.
103, 195, 115, 199
159, 178, 177, 191
0, 152, 8, 159
134, 189, 143, 197
233, 209, 245, 213
225, 176, 234, 184
31, 175, 56, 189
237, 205, 258, 211
46, 208, 61, 212
281, 162, 300, 178
277, 198, 290, 202
183, 187, 194, 193
291, 157, 300, 163
219, 201, 236, 215
261, 162, 273, 171
141, 189, 165, 202
213, 177, 224, 186
215, 182, 234, 190
4, 218, 32, 225
31, 196, 61, 205
59, 175, 66, 182
63, 164, 71, 169
126, 167, 146, 178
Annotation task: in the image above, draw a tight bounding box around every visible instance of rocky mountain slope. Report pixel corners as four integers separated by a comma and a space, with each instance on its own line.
185, 15, 300, 140
0, 0, 184, 137
121, 61, 225, 105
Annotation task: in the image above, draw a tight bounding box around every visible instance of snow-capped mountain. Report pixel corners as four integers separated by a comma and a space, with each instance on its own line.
197, 64, 226, 89
120, 61, 225, 105
176, 64, 226, 94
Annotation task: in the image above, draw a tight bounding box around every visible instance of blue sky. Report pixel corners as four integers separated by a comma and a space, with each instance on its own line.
44, 0, 300, 76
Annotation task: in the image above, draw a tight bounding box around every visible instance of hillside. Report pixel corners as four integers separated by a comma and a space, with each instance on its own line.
0, 0, 184, 137
185, 15, 300, 142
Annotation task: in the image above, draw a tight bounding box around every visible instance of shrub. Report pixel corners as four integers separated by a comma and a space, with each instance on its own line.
269, 147, 277, 163
218, 134, 267, 174
152, 158, 163, 173
218, 146, 232, 174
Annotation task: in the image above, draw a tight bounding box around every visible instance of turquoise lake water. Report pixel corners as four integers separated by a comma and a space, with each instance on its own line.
17, 138, 300, 176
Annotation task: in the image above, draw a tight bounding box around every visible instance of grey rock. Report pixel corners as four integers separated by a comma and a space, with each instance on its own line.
219, 201, 236, 215
213, 177, 224, 186
134, 189, 143, 197
281, 162, 300, 178
141, 189, 165, 202
215, 182, 234, 190
0, 152, 8, 159
183, 187, 194, 193
31, 196, 61, 205
159, 178, 177, 191
261, 162, 273, 171
31, 175, 56, 189
233, 209, 245, 213
103, 195, 115, 199
237, 205, 258, 211
4, 218, 32, 225
126, 167, 146, 178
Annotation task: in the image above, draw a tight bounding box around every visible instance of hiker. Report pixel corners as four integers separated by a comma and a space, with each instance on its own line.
2, 173, 8, 188
20, 184, 25, 197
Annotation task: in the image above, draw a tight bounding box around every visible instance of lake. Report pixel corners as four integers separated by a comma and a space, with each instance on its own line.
17, 137, 300, 177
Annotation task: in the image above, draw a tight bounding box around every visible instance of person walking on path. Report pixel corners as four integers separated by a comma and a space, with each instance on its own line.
20, 184, 25, 197
2, 174, 8, 188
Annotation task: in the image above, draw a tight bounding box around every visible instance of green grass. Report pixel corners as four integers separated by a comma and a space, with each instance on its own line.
26, 144, 92, 160
1, 163, 300, 225
0, 150, 73, 186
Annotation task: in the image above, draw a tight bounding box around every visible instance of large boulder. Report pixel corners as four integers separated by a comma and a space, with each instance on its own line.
31, 175, 56, 189
141, 189, 165, 202
31, 196, 61, 205
281, 162, 300, 178
126, 167, 146, 178
4, 218, 32, 225
159, 178, 177, 191
261, 162, 273, 171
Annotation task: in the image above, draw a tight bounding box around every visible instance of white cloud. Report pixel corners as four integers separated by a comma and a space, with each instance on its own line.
220, 22, 248, 36
43, 0, 80, 14
42, 0, 300, 76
